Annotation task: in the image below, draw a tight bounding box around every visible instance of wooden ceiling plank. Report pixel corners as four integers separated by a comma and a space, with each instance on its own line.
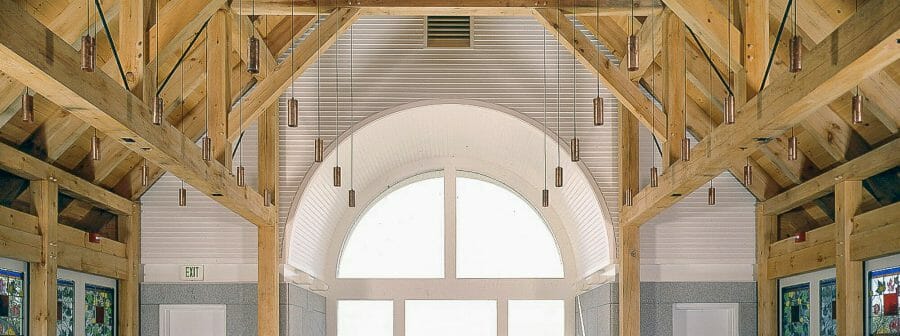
265, 15, 317, 59
534, 8, 667, 140
621, 0, 900, 227
0, 0, 273, 226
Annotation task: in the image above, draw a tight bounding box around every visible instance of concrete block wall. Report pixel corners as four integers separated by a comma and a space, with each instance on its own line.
576, 282, 757, 336
140, 283, 325, 336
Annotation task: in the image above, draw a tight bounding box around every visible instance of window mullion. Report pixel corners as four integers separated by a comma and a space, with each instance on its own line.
444, 168, 457, 279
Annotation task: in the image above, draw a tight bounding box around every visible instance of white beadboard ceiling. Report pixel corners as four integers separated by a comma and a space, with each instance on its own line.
140, 16, 756, 280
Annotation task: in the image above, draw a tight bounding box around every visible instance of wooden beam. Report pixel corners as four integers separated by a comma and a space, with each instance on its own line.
661, 0, 742, 71
663, 13, 685, 166
756, 205, 777, 336
0, 206, 41, 263
148, 0, 226, 66
621, 0, 900, 227
0, 0, 274, 226
767, 237, 835, 279
209, 10, 234, 167
534, 8, 667, 140
744, 0, 769, 91
761, 138, 900, 216
230, 0, 662, 16
618, 225, 640, 336
629, 10, 670, 81
849, 202, 900, 261
835, 180, 864, 334
265, 15, 317, 59
228, 8, 361, 141
117, 205, 140, 336
29, 179, 58, 336
119, 0, 148, 92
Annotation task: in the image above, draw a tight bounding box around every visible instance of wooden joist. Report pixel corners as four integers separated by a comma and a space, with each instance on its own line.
0, 0, 274, 226
621, 0, 900, 227
849, 202, 900, 261
231, 0, 662, 16
534, 8, 668, 140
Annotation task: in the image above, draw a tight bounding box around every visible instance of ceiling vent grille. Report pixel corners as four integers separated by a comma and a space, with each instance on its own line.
426, 16, 472, 48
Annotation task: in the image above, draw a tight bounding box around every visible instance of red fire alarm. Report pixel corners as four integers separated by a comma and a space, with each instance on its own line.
88, 233, 101, 243
793, 231, 806, 243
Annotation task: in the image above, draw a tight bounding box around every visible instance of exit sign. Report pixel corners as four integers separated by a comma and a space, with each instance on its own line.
180, 265, 204, 281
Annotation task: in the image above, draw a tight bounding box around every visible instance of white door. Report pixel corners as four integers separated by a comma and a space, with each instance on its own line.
672, 303, 739, 336
159, 305, 227, 336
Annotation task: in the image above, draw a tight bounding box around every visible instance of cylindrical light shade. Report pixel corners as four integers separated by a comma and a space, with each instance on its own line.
570, 138, 580, 162
787, 136, 798, 161
333, 166, 342, 187
627, 35, 639, 72
852, 94, 863, 124
81, 35, 95, 72
141, 163, 149, 187
263, 189, 272, 206
178, 187, 187, 207
314, 138, 324, 163
91, 135, 101, 161
649, 167, 658, 187
152, 97, 164, 125
724, 94, 735, 125
288, 99, 299, 128
623, 188, 633, 206
682, 138, 691, 161
22, 92, 34, 123
707, 187, 716, 205
743, 160, 753, 186
236, 166, 246, 187
348, 189, 356, 208
542, 189, 549, 208
247, 36, 260, 74
201, 137, 212, 161
593, 96, 604, 126
789, 36, 802, 73
555, 166, 563, 188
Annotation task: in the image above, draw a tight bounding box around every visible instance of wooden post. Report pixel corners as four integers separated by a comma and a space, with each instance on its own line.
117, 204, 141, 336
29, 179, 58, 336
619, 103, 639, 205
663, 13, 685, 166
119, 0, 148, 94
756, 204, 778, 336
744, 0, 769, 91
209, 9, 233, 167
618, 103, 640, 336
257, 102, 280, 335
835, 180, 864, 334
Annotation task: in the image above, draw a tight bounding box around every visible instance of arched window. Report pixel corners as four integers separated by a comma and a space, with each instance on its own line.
334, 171, 570, 336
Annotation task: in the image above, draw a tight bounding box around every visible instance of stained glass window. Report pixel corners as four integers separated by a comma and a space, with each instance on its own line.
820, 278, 837, 336
869, 266, 900, 335
0, 268, 24, 336
85, 284, 115, 336
57, 279, 76, 336
782, 283, 810, 336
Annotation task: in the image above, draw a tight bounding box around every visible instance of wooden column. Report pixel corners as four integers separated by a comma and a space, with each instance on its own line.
29, 179, 58, 336
663, 14, 685, 166
744, 0, 769, 91
756, 204, 778, 335
209, 9, 233, 167
257, 102, 280, 335
618, 103, 640, 336
119, 0, 148, 94
117, 204, 141, 336
835, 180, 864, 334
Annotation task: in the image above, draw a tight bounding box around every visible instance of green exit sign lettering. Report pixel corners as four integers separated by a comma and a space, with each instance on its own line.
180, 265, 204, 281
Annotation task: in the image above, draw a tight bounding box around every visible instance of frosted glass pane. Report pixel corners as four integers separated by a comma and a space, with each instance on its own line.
338, 177, 444, 278
509, 300, 565, 336
338, 301, 393, 336
456, 176, 564, 278
406, 300, 496, 336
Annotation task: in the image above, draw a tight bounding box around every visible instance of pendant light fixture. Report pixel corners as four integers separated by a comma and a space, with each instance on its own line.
91, 130, 101, 161
707, 180, 716, 205
81, 0, 96, 72
333, 8, 342, 188
705, 47, 714, 206
288, 0, 300, 128
593, 0, 604, 126
236, 1, 246, 187
141, 160, 149, 187
202, 27, 212, 162
681, 39, 690, 161
152, 0, 164, 125
21, 88, 34, 123
623, 188, 633, 207
542, 27, 550, 208
626, 0, 638, 72
787, 128, 798, 161
178, 183, 187, 207
348, 25, 356, 207
247, 0, 260, 74
852, 87, 863, 124
789, 0, 802, 73
177, 41, 187, 207
723, 0, 735, 125
648, 8, 658, 188
570, 1, 579, 162
554, 1, 563, 188
314, 0, 324, 163
743, 156, 753, 186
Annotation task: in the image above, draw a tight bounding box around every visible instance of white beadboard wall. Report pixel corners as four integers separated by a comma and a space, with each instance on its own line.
140, 15, 757, 281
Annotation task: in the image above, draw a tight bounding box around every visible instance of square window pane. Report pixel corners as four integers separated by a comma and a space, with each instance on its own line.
338, 301, 393, 336
509, 300, 565, 336
406, 300, 496, 336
